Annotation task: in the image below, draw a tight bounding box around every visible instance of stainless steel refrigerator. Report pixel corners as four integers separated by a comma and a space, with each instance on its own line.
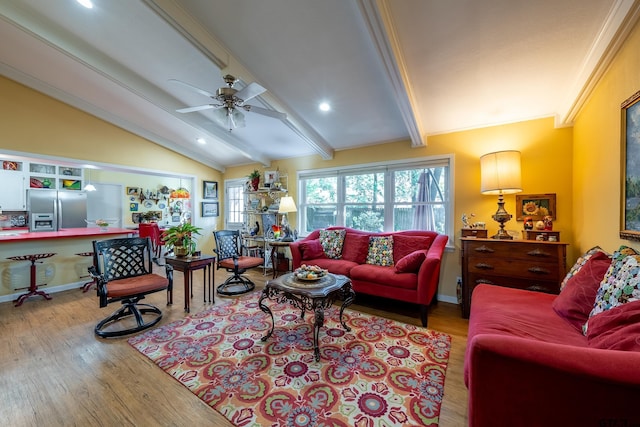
27, 189, 88, 231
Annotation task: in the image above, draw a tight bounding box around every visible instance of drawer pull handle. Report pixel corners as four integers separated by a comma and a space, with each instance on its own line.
475, 279, 494, 285
475, 263, 494, 270
527, 249, 550, 257
528, 266, 550, 275
474, 245, 495, 254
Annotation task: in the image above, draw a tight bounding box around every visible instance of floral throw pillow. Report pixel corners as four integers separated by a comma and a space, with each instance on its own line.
560, 246, 609, 291
366, 236, 394, 266
318, 229, 346, 259
585, 246, 640, 334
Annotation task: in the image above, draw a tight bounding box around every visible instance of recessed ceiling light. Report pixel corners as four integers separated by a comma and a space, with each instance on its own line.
77, 0, 93, 9
196, 138, 206, 145
319, 102, 331, 112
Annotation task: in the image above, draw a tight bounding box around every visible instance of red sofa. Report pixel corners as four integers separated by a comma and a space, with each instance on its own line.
289, 227, 448, 327
465, 283, 640, 427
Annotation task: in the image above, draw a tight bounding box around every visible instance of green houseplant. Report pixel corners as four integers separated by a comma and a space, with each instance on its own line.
248, 169, 261, 191
162, 222, 202, 257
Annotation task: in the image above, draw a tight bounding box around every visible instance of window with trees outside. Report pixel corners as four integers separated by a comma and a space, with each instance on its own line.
297, 156, 452, 239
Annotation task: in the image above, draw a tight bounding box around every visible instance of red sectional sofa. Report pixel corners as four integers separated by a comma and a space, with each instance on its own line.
289, 226, 448, 327
465, 283, 640, 427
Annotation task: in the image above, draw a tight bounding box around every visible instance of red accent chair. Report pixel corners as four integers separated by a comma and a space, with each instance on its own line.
138, 223, 165, 259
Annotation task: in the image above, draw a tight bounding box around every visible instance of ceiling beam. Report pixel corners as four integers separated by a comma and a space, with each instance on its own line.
357, 0, 425, 147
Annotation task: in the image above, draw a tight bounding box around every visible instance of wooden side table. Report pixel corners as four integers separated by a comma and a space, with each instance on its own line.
164, 255, 215, 313
269, 240, 291, 278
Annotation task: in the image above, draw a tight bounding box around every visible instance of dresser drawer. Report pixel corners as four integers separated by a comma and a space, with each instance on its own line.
465, 240, 563, 263
466, 256, 562, 281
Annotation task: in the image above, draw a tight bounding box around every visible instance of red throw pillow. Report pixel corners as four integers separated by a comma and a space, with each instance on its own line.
300, 239, 326, 260
394, 250, 426, 273
393, 235, 432, 264
587, 300, 640, 351
341, 233, 370, 264
551, 251, 611, 331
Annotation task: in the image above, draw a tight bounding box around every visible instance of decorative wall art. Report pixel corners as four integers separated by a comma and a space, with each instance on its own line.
126, 187, 140, 196
202, 201, 219, 217
203, 181, 218, 199
620, 89, 640, 241
515, 193, 556, 221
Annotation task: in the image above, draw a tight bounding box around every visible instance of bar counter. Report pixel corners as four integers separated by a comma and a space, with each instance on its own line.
0, 227, 135, 303
0, 227, 135, 242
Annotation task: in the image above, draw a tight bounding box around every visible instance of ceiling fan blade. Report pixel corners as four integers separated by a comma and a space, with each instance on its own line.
235, 82, 266, 102
169, 79, 216, 98
244, 105, 287, 120
176, 104, 215, 113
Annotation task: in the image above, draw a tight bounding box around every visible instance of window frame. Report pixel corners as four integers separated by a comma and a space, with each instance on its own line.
296, 155, 454, 240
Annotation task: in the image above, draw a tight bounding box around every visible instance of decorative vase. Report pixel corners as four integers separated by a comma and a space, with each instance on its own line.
251, 177, 260, 191
100, 226, 109, 232
174, 246, 188, 257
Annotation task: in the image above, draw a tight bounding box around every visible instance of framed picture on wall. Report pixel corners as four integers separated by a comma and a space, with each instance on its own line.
203, 180, 218, 199
620, 89, 640, 241
515, 193, 556, 221
126, 187, 140, 196
202, 201, 219, 217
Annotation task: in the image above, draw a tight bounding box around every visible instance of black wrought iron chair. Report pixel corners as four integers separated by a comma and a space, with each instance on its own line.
213, 230, 264, 296
90, 237, 173, 338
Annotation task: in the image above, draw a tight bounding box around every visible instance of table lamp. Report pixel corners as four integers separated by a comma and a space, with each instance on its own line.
480, 150, 522, 239
278, 196, 297, 241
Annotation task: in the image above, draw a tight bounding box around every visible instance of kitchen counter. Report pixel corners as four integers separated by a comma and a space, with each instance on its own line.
0, 227, 137, 302
0, 227, 135, 242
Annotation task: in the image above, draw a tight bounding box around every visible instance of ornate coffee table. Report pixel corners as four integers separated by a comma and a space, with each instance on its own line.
259, 272, 355, 361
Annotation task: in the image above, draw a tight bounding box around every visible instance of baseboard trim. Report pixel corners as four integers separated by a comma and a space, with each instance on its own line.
0, 281, 85, 304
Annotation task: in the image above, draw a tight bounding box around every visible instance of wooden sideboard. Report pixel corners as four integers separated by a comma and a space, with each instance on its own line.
460, 237, 568, 318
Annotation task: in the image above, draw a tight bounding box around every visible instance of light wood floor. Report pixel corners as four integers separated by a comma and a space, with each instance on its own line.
0, 268, 469, 426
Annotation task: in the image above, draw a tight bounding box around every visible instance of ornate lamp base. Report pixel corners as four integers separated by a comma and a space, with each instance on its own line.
491, 193, 513, 240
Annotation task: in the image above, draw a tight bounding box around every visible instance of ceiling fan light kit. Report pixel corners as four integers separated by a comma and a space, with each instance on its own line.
173, 74, 285, 131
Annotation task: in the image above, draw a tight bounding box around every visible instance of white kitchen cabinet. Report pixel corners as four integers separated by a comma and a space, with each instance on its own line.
0, 169, 27, 210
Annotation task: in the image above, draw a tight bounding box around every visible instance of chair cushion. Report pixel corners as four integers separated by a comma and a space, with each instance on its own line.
394, 250, 426, 273
552, 251, 611, 331
393, 235, 432, 263
106, 274, 169, 298
341, 233, 370, 264
587, 300, 640, 351
299, 239, 326, 260
319, 229, 346, 259
366, 235, 394, 266
219, 256, 264, 270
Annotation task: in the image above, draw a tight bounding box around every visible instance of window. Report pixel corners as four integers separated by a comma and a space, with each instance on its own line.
225, 179, 246, 230
298, 156, 452, 238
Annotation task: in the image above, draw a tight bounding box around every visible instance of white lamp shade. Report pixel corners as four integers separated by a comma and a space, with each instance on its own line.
278, 196, 297, 213
480, 150, 522, 195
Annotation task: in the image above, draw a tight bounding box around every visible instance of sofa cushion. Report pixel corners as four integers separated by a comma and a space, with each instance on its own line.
552, 251, 611, 331
366, 235, 394, 266
560, 245, 609, 291
305, 258, 358, 277
341, 233, 370, 264
393, 235, 432, 264
319, 229, 346, 259
299, 239, 326, 260
394, 250, 426, 273
587, 300, 640, 351
588, 246, 640, 323
351, 264, 418, 290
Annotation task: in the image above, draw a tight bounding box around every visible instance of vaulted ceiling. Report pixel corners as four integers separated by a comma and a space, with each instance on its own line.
1, 0, 639, 172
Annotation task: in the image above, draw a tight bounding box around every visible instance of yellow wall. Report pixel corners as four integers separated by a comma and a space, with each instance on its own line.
226, 117, 574, 300
573, 18, 640, 254
0, 76, 223, 253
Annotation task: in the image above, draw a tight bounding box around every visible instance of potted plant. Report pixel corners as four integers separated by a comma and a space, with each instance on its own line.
247, 169, 261, 191
162, 222, 202, 257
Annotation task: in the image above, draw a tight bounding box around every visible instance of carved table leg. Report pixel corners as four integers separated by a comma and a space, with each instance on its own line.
259, 289, 275, 342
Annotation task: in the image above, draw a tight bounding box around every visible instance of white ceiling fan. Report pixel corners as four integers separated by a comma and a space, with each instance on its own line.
171, 74, 286, 130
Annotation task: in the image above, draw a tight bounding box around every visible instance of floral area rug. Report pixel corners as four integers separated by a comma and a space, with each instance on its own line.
128, 293, 451, 426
